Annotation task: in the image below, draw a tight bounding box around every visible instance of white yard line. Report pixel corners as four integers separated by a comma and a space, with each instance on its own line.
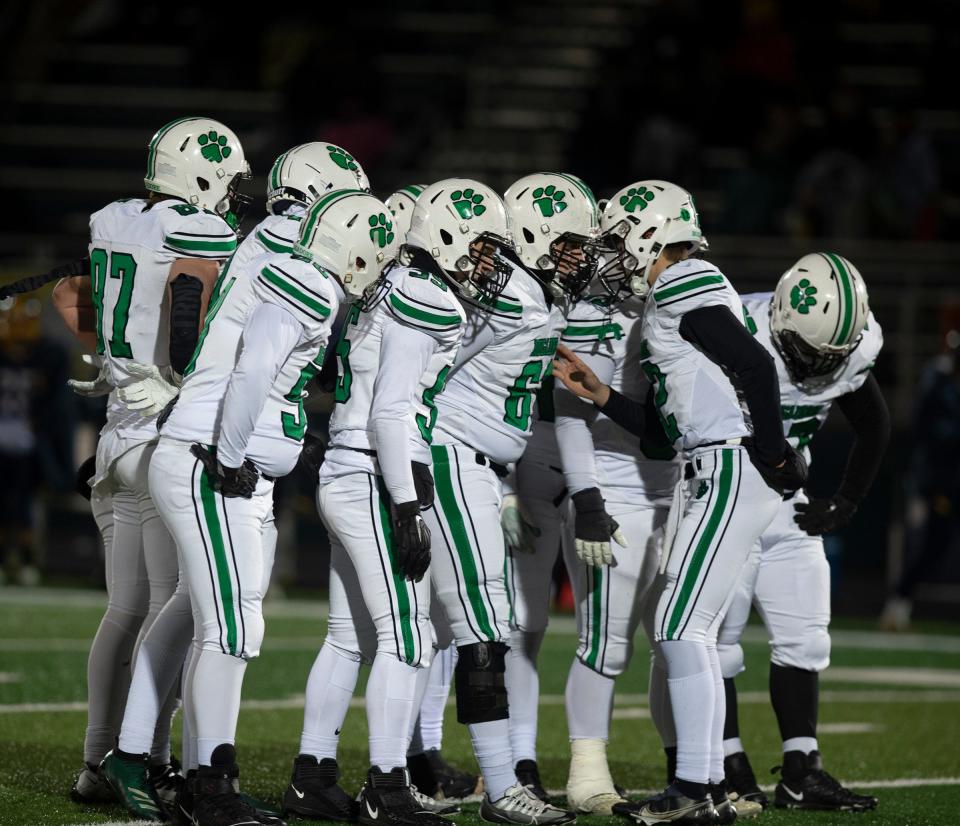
0, 672, 21, 683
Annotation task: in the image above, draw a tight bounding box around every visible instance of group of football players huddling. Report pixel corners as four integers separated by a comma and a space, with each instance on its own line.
41, 116, 890, 826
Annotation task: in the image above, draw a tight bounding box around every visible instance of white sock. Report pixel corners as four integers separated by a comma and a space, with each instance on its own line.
407, 656, 434, 756
417, 645, 455, 752
565, 657, 615, 741
723, 737, 745, 757
662, 639, 713, 785
469, 719, 516, 802
192, 650, 247, 766
783, 736, 819, 755
299, 642, 361, 760
505, 628, 544, 762
648, 651, 676, 749
707, 645, 725, 784
367, 652, 419, 772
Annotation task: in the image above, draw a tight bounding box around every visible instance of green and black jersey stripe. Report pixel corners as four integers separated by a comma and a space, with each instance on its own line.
388, 288, 461, 333
258, 264, 331, 323
256, 225, 295, 254
653, 269, 726, 308
164, 230, 237, 260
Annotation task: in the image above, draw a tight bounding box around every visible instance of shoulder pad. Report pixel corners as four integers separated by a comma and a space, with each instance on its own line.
651, 259, 731, 311
161, 202, 237, 259
252, 213, 299, 254
255, 255, 337, 331
386, 267, 465, 336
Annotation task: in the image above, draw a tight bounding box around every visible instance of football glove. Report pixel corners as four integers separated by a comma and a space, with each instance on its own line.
74, 455, 96, 501
392, 500, 431, 582
500, 493, 541, 555
298, 432, 328, 477
68, 354, 111, 397
571, 487, 626, 567
794, 495, 857, 535
190, 444, 258, 499
116, 362, 180, 417
746, 442, 808, 496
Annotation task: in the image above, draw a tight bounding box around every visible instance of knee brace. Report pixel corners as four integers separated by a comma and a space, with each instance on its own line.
718, 641, 745, 680
454, 641, 509, 724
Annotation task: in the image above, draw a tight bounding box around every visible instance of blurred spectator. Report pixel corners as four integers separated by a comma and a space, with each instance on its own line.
0, 296, 74, 585
880, 331, 960, 630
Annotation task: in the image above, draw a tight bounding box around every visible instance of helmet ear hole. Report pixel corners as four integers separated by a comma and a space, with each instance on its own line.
197, 177, 210, 192
440, 229, 453, 245
355, 256, 366, 271
523, 228, 535, 244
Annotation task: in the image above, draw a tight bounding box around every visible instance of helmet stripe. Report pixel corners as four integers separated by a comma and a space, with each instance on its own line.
826, 252, 855, 345
401, 184, 425, 198
146, 116, 201, 181
269, 151, 289, 192
557, 173, 599, 224
298, 188, 366, 248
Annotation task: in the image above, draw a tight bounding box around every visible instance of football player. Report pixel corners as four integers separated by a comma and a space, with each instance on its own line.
496, 172, 604, 800
553, 180, 806, 824
56, 116, 247, 809
414, 180, 575, 824
717, 254, 887, 812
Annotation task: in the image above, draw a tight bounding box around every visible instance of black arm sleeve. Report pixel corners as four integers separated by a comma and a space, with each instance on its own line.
679, 305, 786, 465
168, 274, 204, 375
0, 257, 90, 300
597, 387, 646, 437
834, 372, 891, 503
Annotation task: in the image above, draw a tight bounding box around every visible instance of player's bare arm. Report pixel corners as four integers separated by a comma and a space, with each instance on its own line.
52, 275, 98, 353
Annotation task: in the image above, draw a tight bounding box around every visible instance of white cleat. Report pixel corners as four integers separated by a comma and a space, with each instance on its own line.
730, 795, 763, 819
70, 762, 115, 804
480, 785, 576, 825
411, 785, 460, 815
565, 739, 626, 815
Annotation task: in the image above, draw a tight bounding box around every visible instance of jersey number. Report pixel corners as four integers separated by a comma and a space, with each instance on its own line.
416, 365, 451, 444
90, 247, 137, 358
281, 348, 326, 441
641, 360, 682, 443
503, 360, 549, 431
334, 304, 362, 404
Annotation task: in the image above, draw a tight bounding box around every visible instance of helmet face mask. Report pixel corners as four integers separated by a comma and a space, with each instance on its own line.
456, 232, 514, 307
596, 222, 649, 301
772, 327, 857, 385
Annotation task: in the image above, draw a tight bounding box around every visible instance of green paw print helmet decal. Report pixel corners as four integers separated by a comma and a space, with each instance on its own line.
328, 145, 358, 172
450, 188, 486, 219
619, 185, 655, 213
790, 278, 818, 314
532, 184, 567, 218
368, 213, 395, 248
197, 130, 232, 164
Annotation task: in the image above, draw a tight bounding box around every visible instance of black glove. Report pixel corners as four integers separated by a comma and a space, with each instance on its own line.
571, 487, 621, 543
412, 461, 435, 508
190, 444, 258, 499
745, 442, 808, 495
75, 455, 96, 501
392, 500, 431, 582
794, 495, 858, 535
298, 432, 328, 477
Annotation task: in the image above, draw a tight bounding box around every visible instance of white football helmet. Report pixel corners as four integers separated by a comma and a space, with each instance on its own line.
385, 184, 426, 238
598, 180, 702, 300
405, 178, 513, 306
503, 172, 601, 299
144, 117, 251, 225
293, 189, 400, 305
266, 142, 370, 214
771, 252, 870, 384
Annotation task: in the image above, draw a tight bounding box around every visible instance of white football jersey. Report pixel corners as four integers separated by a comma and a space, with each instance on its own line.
88, 198, 236, 475
640, 258, 751, 452
319, 265, 466, 481
559, 293, 680, 504
433, 263, 568, 465
741, 292, 883, 459
163, 248, 341, 477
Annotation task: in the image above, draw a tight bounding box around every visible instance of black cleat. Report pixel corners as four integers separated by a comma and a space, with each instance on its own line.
709, 783, 737, 824
773, 750, 878, 812
70, 761, 116, 804
170, 770, 195, 826
514, 760, 549, 804
723, 751, 768, 808
282, 755, 357, 821
628, 784, 716, 824
150, 760, 185, 812
358, 766, 452, 826
408, 749, 481, 800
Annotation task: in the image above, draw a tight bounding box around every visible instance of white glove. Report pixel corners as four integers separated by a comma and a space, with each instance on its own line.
575, 530, 627, 567
116, 362, 181, 417
571, 487, 627, 567
67, 354, 111, 397
500, 493, 541, 555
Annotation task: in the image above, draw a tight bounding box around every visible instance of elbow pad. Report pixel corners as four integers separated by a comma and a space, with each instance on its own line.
169, 274, 204, 375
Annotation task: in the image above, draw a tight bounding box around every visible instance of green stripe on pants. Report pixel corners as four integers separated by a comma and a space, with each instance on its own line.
586, 566, 604, 668
198, 468, 238, 655
665, 450, 734, 641
376, 478, 416, 664
431, 445, 496, 640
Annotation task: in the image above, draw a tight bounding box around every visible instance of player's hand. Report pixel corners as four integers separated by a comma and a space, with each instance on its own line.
794, 495, 857, 535
746, 442, 808, 495
190, 444, 259, 499
116, 362, 180, 417
571, 487, 626, 566
552, 344, 611, 407
500, 493, 541, 555
392, 501, 431, 582
68, 354, 111, 397
74, 455, 96, 501
298, 432, 328, 477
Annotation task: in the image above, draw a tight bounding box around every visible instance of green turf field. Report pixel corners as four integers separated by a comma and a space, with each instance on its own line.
1, 588, 958, 826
